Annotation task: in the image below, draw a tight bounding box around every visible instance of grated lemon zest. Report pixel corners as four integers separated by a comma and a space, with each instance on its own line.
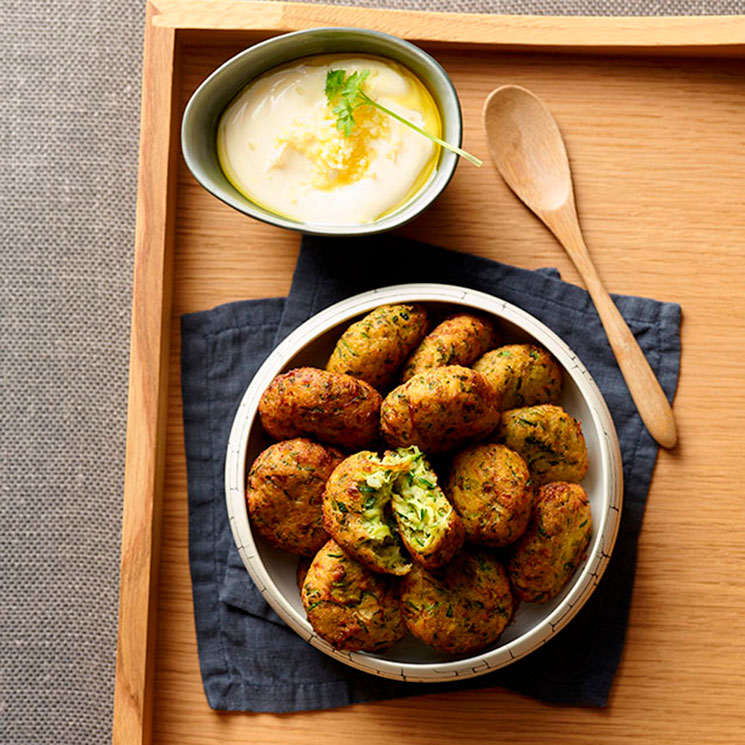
273, 103, 390, 189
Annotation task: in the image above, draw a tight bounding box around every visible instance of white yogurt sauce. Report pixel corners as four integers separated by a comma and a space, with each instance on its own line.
217, 55, 440, 225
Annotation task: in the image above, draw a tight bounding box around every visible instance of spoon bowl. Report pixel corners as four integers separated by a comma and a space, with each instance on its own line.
483, 86, 572, 213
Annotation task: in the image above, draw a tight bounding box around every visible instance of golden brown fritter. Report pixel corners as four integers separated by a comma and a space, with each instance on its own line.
448, 443, 533, 548
247, 438, 344, 556
383, 447, 465, 571
326, 304, 429, 390
402, 313, 497, 382
400, 548, 513, 655
301, 540, 407, 652
473, 344, 562, 410
507, 482, 592, 603
496, 404, 589, 486
322, 447, 464, 574
322, 451, 412, 576
380, 365, 501, 456
258, 367, 382, 450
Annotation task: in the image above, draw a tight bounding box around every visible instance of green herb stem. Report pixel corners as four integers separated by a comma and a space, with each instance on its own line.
359, 91, 483, 167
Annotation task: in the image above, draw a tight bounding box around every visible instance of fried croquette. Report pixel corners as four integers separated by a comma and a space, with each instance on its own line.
383, 447, 465, 570
507, 482, 592, 603
323, 447, 464, 574
448, 443, 533, 548
247, 438, 344, 555
496, 404, 588, 485
322, 451, 413, 576
380, 366, 501, 455
258, 367, 381, 449
400, 548, 513, 655
402, 313, 497, 382
301, 540, 407, 652
326, 304, 429, 389
473, 344, 562, 410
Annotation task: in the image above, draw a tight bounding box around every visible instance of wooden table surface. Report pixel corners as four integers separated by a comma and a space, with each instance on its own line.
122, 5, 745, 744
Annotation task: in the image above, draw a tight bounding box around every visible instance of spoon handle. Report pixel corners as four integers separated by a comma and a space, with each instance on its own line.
546, 209, 678, 449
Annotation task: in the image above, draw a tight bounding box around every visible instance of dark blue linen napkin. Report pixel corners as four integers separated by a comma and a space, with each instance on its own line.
181, 234, 681, 713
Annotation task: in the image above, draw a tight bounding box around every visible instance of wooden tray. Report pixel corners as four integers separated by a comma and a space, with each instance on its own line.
114, 3, 745, 743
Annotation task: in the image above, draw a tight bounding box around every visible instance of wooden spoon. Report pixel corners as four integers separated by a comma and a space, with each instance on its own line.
483, 85, 677, 449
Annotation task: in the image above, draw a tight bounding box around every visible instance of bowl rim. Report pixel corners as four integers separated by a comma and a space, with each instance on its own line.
224, 283, 623, 682
180, 27, 463, 237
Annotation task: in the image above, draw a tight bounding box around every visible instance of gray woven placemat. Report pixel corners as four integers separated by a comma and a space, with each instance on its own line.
1, 1, 743, 743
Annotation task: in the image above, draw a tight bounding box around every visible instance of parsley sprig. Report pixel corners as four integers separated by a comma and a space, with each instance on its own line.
324, 69, 483, 167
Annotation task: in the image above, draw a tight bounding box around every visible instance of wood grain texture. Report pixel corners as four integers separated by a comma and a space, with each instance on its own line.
152, 0, 745, 57
112, 4, 179, 745
118, 3, 745, 745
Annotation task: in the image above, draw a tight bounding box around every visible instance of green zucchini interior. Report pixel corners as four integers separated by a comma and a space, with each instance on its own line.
383, 447, 454, 554
354, 447, 453, 567
358, 467, 408, 568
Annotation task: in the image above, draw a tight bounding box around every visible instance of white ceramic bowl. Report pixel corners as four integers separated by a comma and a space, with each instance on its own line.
225, 284, 623, 682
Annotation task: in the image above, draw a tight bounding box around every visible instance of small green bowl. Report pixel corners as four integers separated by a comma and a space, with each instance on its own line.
181, 28, 463, 236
